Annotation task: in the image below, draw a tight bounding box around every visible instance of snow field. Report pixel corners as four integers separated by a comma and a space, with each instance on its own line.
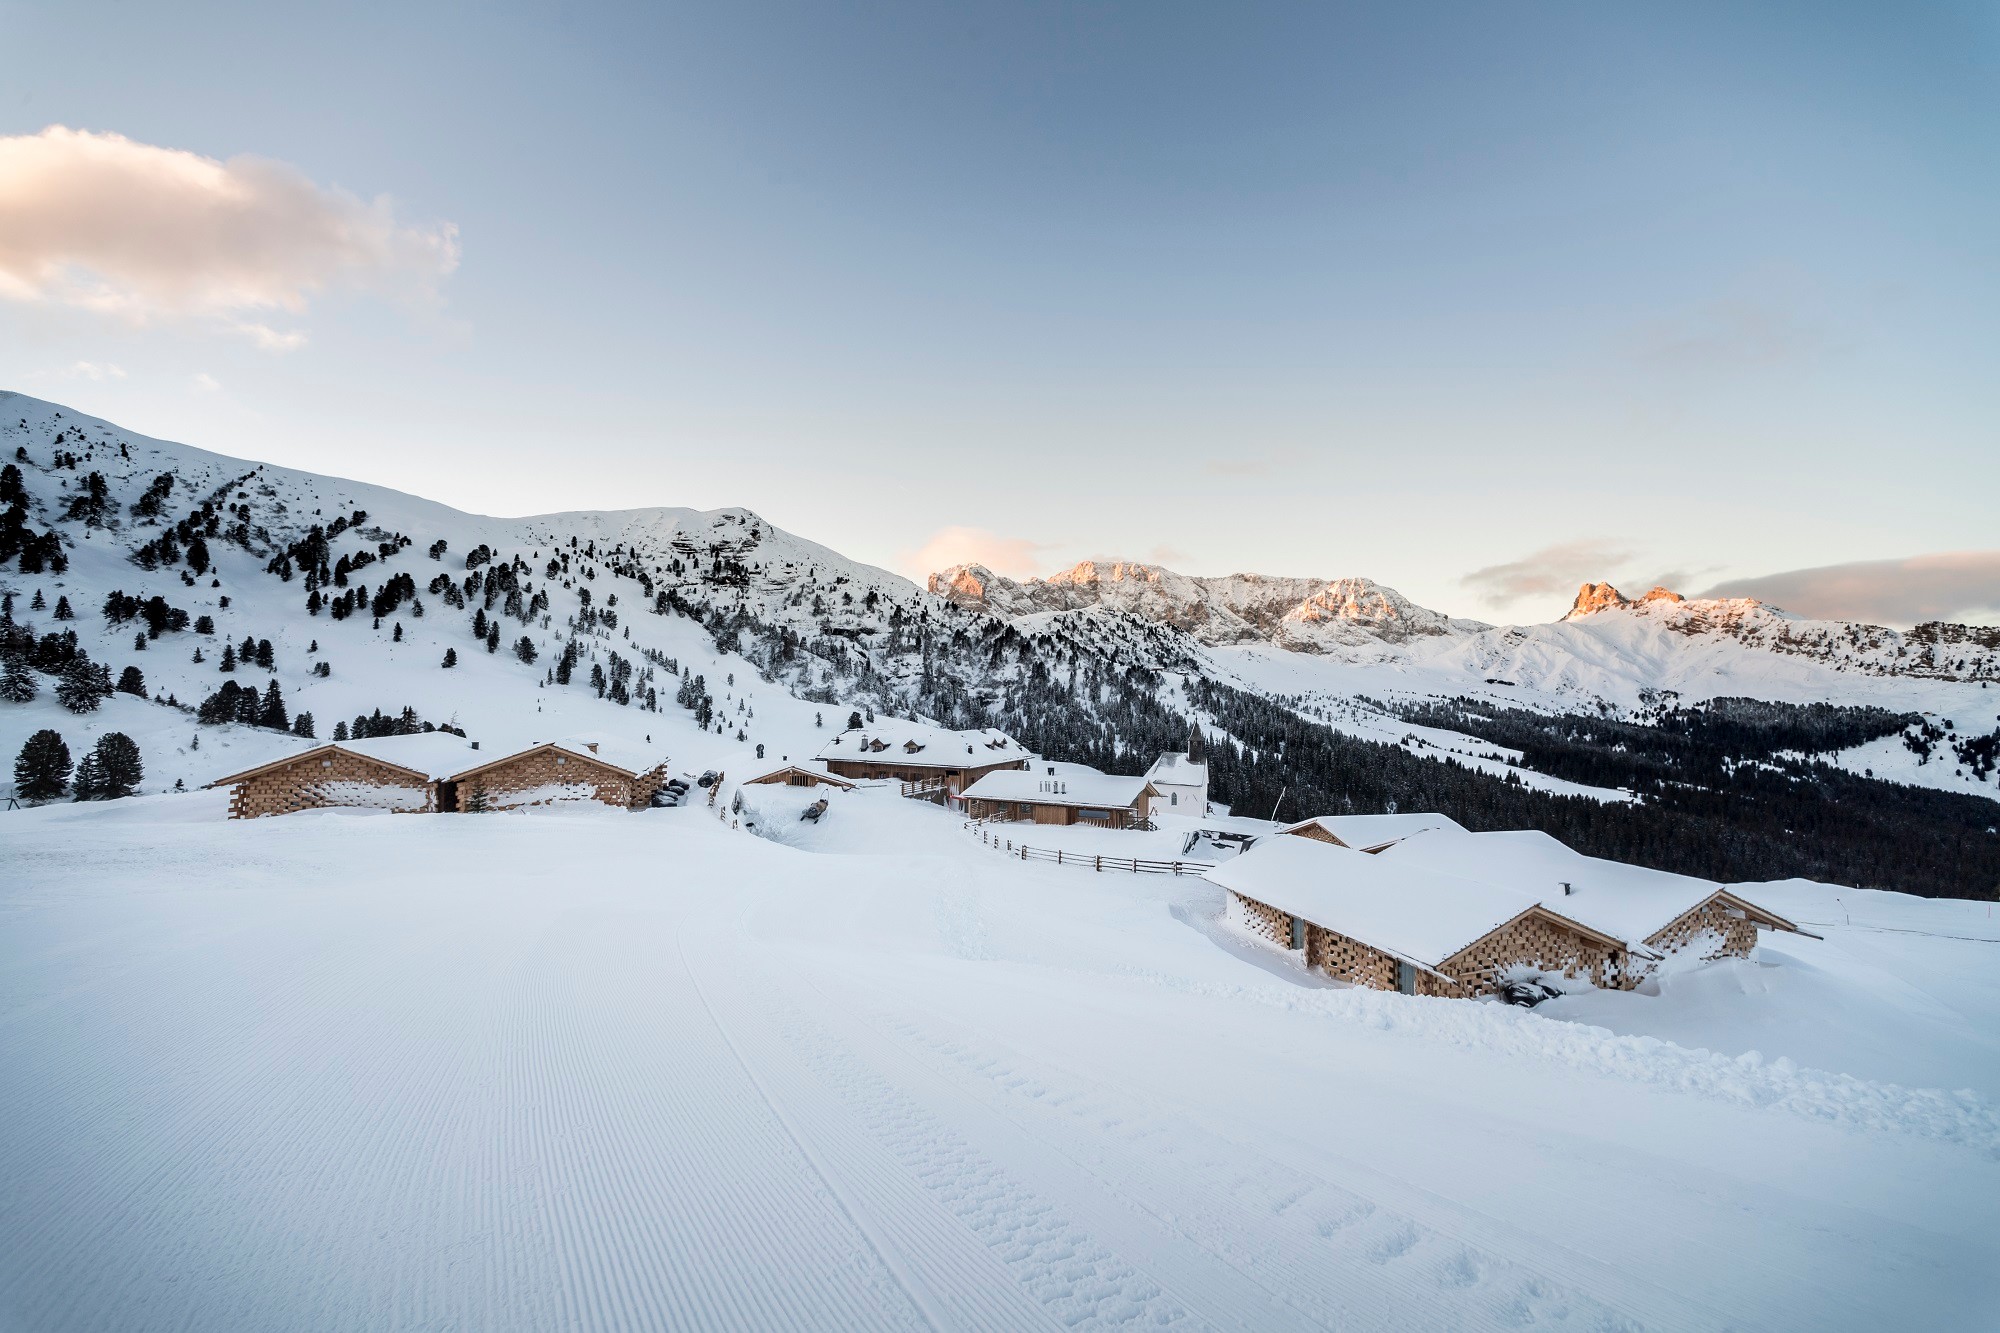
6, 788, 2000, 1330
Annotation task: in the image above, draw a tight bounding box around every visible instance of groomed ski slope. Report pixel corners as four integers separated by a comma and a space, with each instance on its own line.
4, 790, 1999, 1331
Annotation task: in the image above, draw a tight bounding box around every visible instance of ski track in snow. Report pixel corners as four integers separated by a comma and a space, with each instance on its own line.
6, 807, 2000, 1330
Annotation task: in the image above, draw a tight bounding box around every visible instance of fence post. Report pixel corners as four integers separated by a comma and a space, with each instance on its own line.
1095, 855, 1101, 872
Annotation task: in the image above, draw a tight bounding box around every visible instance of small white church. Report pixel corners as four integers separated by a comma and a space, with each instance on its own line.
1146, 722, 1210, 816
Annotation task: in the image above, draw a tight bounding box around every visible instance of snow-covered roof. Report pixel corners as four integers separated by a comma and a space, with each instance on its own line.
545, 734, 667, 775
209, 732, 483, 786
339, 732, 487, 780
1373, 828, 1792, 945
1205, 835, 1557, 969
1277, 812, 1467, 852
1146, 751, 1207, 782
815, 719, 1026, 768
959, 769, 1156, 810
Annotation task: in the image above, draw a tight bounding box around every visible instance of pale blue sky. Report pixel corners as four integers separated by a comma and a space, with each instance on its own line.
4, 1, 1996, 622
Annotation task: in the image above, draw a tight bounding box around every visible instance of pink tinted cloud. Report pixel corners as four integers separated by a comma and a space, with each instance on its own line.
0, 125, 458, 347
896, 526, 1049, 580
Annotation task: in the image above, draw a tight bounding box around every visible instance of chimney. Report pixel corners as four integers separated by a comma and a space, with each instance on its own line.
585, 742, 599, 754
1560, 881, 1573, 896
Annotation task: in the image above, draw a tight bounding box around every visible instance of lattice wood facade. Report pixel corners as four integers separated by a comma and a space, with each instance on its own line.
452, 746, 666, 812
1645, 892, 1774, 962
824, 755, 1025, 795
220, 747, 434, 819
1228, 890, 1630, 999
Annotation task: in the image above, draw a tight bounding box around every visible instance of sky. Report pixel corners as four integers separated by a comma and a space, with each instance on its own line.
3, 0, 1996, 625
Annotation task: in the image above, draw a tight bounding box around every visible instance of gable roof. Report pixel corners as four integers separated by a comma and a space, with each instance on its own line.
1146, 751, 1207, 783
960, 769, 1157, 809
743, 764, 857, 789
1373, 828, 1795, 944
815, 719, 1027, 769
448, 740, 657, 784
1277, 812, 1467, 852
207, 732, 483, 787
1204, 834, 1624, 969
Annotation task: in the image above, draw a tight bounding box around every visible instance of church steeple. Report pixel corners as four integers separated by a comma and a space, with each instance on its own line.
1187, 720, 1206, 766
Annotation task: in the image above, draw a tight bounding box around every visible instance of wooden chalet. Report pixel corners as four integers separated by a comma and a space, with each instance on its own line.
1374, 828, 1803, 975
815, 721, 1028, 798
1206, 835, 1634, 997
444, 739, 668, 812
742, 764, 857, 790
208, 733, 481, 818
960, 767, 1159, 830
1277, 813, 1467, 853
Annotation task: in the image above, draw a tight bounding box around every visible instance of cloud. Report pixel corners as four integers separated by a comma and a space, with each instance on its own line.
191, 372, 222, 394
896, 526, 1049, 579
1460, 539, 1633, 606
28, 360, 126, 380
0, 125, 459, 348
1698, 552, 2000, 627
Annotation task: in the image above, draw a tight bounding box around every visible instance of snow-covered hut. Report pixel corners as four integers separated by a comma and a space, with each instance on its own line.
1205, 835, 1631, 997
815, 720, 1028, 798
1276, 812, 1466, 853
960, 766, 1160, 829
1373, 828, 1801, 976
444, 737, 668, 812
208, 733, 481, 818
742, 763, 857, 790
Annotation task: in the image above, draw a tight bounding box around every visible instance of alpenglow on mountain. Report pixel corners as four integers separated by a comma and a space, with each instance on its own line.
929, 560, 1491, 651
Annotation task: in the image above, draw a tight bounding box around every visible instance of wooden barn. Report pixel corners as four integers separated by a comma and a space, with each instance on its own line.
742, 764, 857, 790
1276, 812, 1467, 853
959, 768, 1159, 830
1373, 828, 1802, 977
444, 739, 669, 812
816, 720, 1028, 798
208, 733, 481, 819
1205, 835, 1634, 997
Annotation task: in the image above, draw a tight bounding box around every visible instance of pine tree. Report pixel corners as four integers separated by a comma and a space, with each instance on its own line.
240, 636, 256, 664
847, 710, 863, 730
393, 622, 404, 642
442, 647, 458, 668
56, 660, 111, 713
14, 729, 71, 800
258, 679, 289, 731
30, 589, 45, 611
71, 750, 104, 801
293, 712, 315, 738
90, 732, 143, 798
1, 657, 37, 703
133, 632, 147, 652
52, 595, 73, 620
332, 720, 350, 741
191, 646, 205, 664
486, 626, 499, 653
219, 643, 236, 672
117, 665, 146, 696
255, 639, 274, 668
472, 607, 489, 640
514, 636, 537, 664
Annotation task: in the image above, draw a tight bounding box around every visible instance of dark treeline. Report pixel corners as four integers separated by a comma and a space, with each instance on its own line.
1190, 680, 2000, 901
1391, 695, 1915, 795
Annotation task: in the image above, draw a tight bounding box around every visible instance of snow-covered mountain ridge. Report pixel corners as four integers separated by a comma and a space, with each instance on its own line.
931, 560, 1489, 650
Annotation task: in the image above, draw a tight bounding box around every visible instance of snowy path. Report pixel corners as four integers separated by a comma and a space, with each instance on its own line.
4, 797, 1998, 1330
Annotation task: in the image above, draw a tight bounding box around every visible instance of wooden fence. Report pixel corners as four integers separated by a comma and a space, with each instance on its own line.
965, 823, 1213, 876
